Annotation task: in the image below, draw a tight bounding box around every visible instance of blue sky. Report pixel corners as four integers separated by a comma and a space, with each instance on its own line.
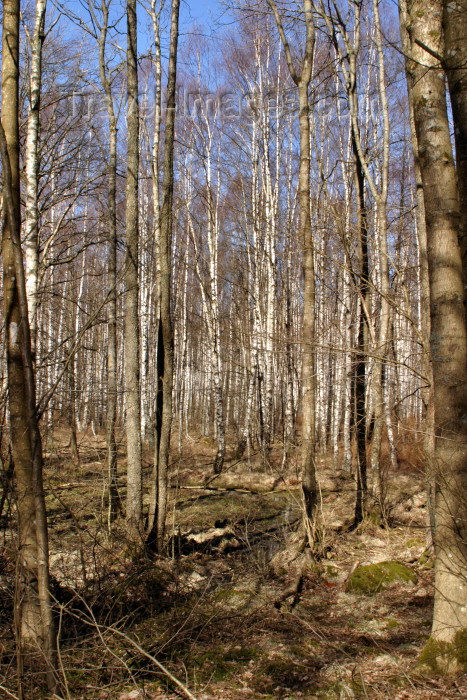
180, 0, 235, 37
184, 0, 221, 24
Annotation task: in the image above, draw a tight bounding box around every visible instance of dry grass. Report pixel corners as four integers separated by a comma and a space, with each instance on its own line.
0, 428, 465, 699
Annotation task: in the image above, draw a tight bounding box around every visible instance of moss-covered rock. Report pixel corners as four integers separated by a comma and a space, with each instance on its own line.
419, 629, 467, 674
418, 550, 434, 569
346, 561, 417, 595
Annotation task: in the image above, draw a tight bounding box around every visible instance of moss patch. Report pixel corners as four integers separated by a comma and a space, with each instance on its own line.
385, 617, 399, 629
191, 646, 259, 683
419, 629, 467, 674
419, 550, 434, 568
346, 561, 417, 595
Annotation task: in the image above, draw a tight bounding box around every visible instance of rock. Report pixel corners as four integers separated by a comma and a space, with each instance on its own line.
360, 536, 386, 548
372, 654, 398, 667
391, 501, 426, 526
346, 561, 417, 595
269, 537, 307, 577
186, 570, 207, 587
118, 689, 144, 700
408, 491, 426, 509
335, 681, 355, 698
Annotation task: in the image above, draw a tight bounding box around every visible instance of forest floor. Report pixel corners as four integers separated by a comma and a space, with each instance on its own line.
1, 428, 467, 699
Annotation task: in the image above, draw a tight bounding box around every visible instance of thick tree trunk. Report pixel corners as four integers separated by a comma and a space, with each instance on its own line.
399, 0, 435, 545
402, 0, 467, 673
443, 0, 467, 308
1, 0, 56, 691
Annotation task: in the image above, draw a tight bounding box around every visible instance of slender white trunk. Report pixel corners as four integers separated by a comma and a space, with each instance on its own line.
24, 0, 47, 362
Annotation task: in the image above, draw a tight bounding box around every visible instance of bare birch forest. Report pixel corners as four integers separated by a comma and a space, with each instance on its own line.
0, 0, 466, 698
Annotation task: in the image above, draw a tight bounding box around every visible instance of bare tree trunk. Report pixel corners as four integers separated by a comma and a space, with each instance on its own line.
145, 0, 163, 535
298, 81, 318, 536
323, 0, 390, 522
266, 0, 318, 546
367, 0, 390, 516
399, 0, 435, 545
352, 133, 370, 527
147, 0, 180, 553
24, 0, 46, 362
96, 0, 120, 526
443, 0, 467, 308
402, 0, 467, 672
1, 0, 56, 691
124, 0, 142, 540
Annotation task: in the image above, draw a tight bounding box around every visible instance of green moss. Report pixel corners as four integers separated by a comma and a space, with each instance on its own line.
406, 538, 423, 548
367, 510, 383, 526
386, 618, 399, 629
214, 588, 243, 601
419, 630, 467, 674
346, 561, 417, 595
419, 551, 434, 568
66, 669, 89, 687
191, 646, 259, 683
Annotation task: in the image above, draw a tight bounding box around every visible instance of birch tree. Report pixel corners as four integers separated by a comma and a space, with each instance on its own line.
320, 0, 391, 521
80, 0, 123, 523
97, 0, 121, 525
24, 0, 47, 361
184, 106, 226, 475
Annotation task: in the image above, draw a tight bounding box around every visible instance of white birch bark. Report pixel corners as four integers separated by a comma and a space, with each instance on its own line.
24, 0, 47, 360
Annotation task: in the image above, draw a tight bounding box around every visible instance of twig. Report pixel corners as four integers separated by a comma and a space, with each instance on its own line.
108, 627, 199, 700
53, 592, 198, 700
0, 683, 20, 700
357, 667, 370, 699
